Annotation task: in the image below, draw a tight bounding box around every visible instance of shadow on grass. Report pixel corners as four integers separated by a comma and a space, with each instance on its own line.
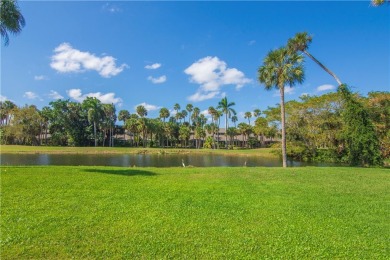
83, 168, 157, 177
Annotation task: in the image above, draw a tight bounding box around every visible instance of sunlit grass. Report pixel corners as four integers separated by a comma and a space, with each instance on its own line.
0, 145, 277, 157
1, 166, 389, 259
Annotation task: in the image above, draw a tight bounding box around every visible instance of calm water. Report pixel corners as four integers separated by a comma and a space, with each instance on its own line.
0, 153, 339, 167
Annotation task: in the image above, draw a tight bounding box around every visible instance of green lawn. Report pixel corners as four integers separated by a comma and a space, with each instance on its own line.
1, 166, 389, 259
0, 145, 276, 157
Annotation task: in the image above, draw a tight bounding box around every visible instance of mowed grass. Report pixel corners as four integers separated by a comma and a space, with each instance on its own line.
0, 145, 277, 157
1, 166, 389, 259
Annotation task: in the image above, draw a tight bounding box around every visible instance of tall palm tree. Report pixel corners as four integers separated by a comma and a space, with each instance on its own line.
258, 47, 304, 167
253, 109, 261, 118
82, 97, 104, 147
125, 117, 139, 147
159, 107, 170, 147
244, 111, 252, 125
0, 0, 25, 46
231, 115, 238, 128
217, 97, 236, 149
136, 105, 148, 147
287, 32, 341, 86
102, 104, 116, 147
118, 109, 130, 140
208, 106, 217, 148
214, 110, 222, 149
39, 106, 52, 145
173, 103, 180, 115
181, 110, 188, 123
186, 104, 193, 126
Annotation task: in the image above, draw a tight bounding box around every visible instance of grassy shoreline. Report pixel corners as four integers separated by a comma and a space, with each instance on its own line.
0, 145, 277, 157
1, 166, 389, 259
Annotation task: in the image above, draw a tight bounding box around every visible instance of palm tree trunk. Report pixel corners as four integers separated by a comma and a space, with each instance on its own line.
225, 114, 228, 149
280, 87, 287, 168
94, 122, 97, 147
304, 50, 342, 86
45, 125, 48, 145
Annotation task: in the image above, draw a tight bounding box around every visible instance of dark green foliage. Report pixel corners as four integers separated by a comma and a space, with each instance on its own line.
338, 85, 383, 166
0, 0, 25, 46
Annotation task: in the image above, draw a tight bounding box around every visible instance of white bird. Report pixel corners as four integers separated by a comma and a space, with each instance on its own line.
244, 160, 247, 167
182, 159, 186, 167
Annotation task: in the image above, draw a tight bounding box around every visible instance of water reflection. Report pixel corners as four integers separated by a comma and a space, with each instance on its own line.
0, 153, 339, 167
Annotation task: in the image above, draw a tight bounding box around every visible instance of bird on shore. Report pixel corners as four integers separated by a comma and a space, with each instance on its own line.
182, 159, 186, 167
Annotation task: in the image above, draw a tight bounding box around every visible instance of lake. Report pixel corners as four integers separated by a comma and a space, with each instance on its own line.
0, 153, 339, 167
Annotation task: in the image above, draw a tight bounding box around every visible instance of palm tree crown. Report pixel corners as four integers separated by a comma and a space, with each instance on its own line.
287, 32, 342, 86
0, 0, 25, 46
259, 47, 305, 90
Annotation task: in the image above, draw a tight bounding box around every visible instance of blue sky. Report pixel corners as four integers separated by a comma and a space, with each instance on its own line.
1, 1, 389, 124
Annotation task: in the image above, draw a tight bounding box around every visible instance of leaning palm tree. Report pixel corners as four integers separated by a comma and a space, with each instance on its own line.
0, 0, 25, 46
217, 97, 236, 149
287, 32, 341, 86
258, 47, 305, 167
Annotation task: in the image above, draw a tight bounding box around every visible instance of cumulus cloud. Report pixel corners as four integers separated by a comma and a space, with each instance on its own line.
67, 88, 122, 105
147, 75, 167, 84
188, 91, 221, 102
248, 40, 256, 46
51, 43, 128, 78
145, 63, 161, 70
48, 90, 64, 100
317, 84, 335, 92
24, 91, 38, 99
34, 75, 48, 81
134, 102, 160, 112
185, 56, 251, 102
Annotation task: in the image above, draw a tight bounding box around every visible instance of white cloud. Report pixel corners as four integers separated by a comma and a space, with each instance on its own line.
273, 86, 295, 97
238, 111, 246, 119
200, 109, 209, 116
185, 56, 251, 102
24, 91, 38, 99
145, 63, 161, 70
285, 86, 294, 94
188, 91, 221, 102
34, 75, 48, 81
0, 95, 8, 102
317, 84, 335, 92
51, 43, 128, 78
248, 40, 256, 46
134, 102, 160, 112
67, 88, 122, 105
147, 75, 167, 84
48, 90, 64, 100
102, 3, 122, 13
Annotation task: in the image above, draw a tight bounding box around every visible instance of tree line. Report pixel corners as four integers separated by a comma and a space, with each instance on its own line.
1, 89, 389, 166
